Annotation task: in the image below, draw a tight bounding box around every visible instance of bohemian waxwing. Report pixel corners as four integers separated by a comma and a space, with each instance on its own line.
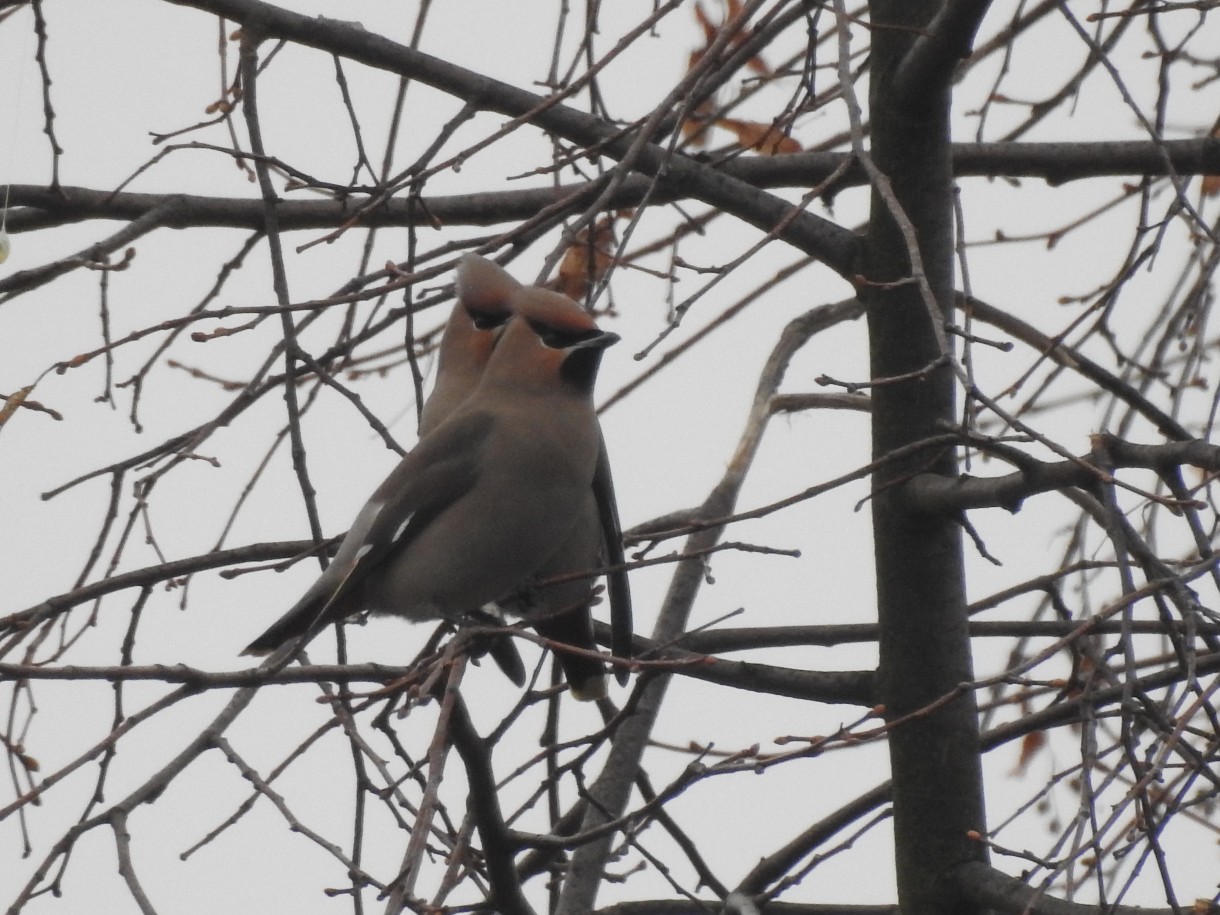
241, 277, 619, 657
417, 257, 521, 683
421, 255, 632, 695
417, 255, 520, 436
492, 274, 634, 699
427, 255, 633, 697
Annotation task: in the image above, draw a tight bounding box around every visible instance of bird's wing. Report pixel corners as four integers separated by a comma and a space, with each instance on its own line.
242, 413, 494, 655
336, 412, 495, 599
592, 431, 633, 682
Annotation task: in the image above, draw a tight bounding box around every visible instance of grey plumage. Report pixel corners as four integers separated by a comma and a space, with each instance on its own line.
242, 282, 618, 657
417, 255, 518, 436
244, 255, 632, 700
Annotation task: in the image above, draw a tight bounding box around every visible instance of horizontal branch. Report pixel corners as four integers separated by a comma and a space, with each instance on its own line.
162, 0, 859, 276
680, 618, 1220, 653
903, 434, 1220, 514
596, 902, 898, 915
8, 532, 1212, 660
640, 647, 876, 706
8, 138, 1220, 236
951, 137, 1220, 184
949, 860, 1214, 915
0, 661, 434, 686
0, 650, 876, 705
0, 539, 318, 641
981, 648, 1220, 751
6, 618, 1207, 703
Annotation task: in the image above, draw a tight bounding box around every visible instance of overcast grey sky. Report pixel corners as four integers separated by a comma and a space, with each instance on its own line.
3, 2, 1220, 912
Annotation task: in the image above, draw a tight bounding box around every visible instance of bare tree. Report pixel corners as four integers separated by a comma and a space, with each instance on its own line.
4, 1, 1220, 913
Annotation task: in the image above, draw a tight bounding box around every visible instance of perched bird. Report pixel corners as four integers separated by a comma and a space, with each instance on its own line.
503, 485, 611, 699
416, 257, 521, 683
482, 261, 633, 699
416, 254, 520, 436
423, 254, 632, 696
242, 264, 620, 665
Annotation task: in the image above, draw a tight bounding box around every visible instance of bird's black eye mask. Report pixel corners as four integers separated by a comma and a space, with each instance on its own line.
527, 319, 603, 349
469, 309, 511, 331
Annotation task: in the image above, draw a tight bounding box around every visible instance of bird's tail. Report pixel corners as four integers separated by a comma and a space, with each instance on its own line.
532, 605, 608, 702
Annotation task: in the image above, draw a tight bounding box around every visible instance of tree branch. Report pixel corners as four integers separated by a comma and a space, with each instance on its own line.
0, 539, 319, 648
893, 0, 995, 105
447, 696, 536, 915
161, 0, 860, 276
903, 434, 1220, 515
8, 138, 1220, 237
949, 860, 1217, 915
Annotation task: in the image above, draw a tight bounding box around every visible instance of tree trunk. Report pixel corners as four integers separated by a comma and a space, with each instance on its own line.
864, 2, 990, 913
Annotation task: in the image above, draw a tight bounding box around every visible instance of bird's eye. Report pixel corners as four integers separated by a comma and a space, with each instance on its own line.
528, 319, 601, 349
468, 309, 510, 331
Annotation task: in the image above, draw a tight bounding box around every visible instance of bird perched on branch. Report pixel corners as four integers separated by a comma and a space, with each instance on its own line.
243, 254, 632, 699
465, 255, 633, 699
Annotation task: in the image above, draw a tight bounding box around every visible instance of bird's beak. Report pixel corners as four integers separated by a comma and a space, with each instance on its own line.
569, 330, 620, 352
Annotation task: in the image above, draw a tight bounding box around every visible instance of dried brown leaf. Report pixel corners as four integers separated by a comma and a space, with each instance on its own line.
0, 385, 33, 430
691, 0, 770, 76
715, 118, 801, 155
555, 216, 617, 301
1009, 730, 1046, 776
